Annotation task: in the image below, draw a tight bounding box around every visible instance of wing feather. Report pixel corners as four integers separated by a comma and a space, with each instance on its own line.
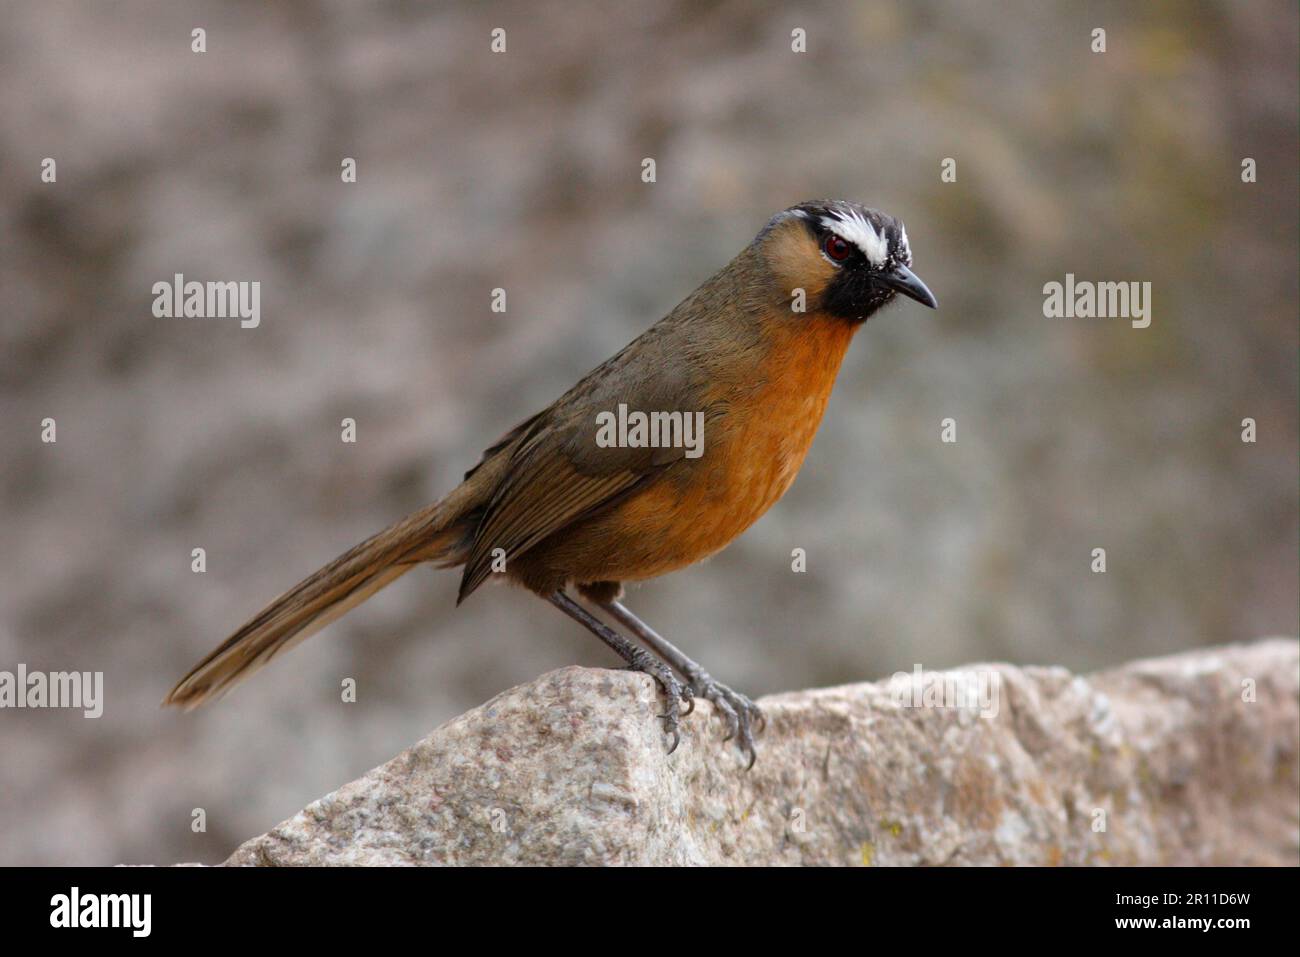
457, 442, 647, 601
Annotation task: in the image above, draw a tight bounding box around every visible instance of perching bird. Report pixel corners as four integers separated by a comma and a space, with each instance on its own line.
164, 199, 936, 768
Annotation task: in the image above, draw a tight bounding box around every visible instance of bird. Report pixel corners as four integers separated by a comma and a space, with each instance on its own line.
163, 199, 937, 768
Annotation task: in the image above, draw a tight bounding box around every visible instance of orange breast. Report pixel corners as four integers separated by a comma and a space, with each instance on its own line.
581, 313, 858, 582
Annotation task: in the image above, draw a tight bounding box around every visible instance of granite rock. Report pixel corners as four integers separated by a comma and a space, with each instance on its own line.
221, 639, 1300, 866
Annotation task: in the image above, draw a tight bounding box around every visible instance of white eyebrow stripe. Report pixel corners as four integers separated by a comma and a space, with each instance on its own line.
820, 210, 889, 266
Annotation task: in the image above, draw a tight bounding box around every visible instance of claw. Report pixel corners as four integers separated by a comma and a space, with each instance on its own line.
738, 718, 758, 770
622, 652, 689, 756
715, 701, 740, 741
686, 673, 763, 766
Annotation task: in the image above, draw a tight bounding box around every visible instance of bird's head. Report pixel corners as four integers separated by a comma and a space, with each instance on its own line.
754, 199, 937, 323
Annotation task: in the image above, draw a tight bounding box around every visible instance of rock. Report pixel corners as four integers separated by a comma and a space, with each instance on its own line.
221, 639, 1299, 866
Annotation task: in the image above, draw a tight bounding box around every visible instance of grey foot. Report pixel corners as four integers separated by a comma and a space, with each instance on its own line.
686, 670, 764, 770
625, 649, 693, 754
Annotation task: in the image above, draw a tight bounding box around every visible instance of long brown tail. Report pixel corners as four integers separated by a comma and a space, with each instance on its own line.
163, 499, 474, 710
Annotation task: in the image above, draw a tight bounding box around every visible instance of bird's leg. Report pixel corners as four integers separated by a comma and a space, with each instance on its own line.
546, 591, 691, 753
594, 598, 764, 770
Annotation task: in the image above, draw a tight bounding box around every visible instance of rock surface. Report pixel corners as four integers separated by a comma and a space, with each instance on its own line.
222, 639, 1299, 866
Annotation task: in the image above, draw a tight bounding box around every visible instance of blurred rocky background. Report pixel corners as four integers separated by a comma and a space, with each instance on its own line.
0, 0, 1296, 865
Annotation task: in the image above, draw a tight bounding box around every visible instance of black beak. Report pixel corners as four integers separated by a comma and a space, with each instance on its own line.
880, 263, 938, 309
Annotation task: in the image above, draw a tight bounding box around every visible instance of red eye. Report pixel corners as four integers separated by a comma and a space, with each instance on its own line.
823, 235, 852, 262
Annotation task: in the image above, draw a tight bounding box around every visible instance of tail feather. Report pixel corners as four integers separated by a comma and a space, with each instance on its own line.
163, 501, 472, 710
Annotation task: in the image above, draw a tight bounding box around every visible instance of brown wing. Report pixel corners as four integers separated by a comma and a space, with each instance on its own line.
456, 422, 672, 602
462, 409, 548, 482
456, 320, 707, 603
